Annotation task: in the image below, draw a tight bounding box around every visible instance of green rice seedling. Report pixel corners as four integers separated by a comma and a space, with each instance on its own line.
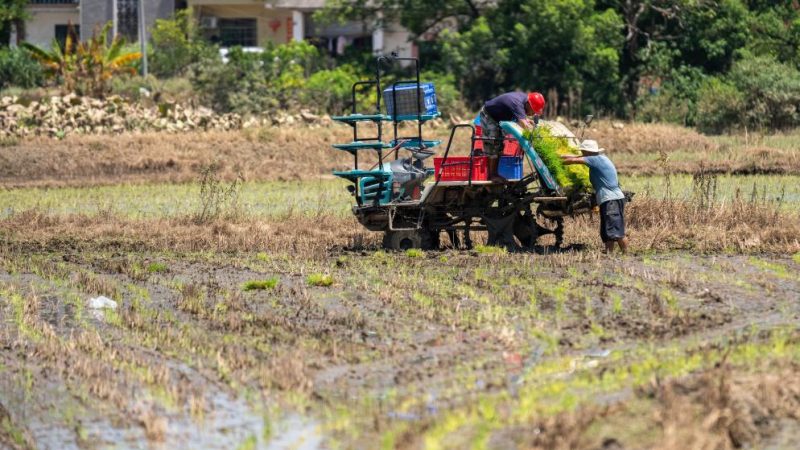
306, 273, 333, 287
242, 278, 279, 291
235, 435, 258, 450
611, 293, 623, 315
146, 262, 168, 273
474, 244, 507, 255
524, 127, 592, 193
793, 253, 800, 264
405, 248, 424, 258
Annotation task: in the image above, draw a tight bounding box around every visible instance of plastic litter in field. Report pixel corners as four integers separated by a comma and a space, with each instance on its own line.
88, 296, 117, 309
585, 348, 611, 358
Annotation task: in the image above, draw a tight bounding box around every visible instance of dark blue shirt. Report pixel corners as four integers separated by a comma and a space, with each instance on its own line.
484, 92, 528, 122
583, 155, 625, 204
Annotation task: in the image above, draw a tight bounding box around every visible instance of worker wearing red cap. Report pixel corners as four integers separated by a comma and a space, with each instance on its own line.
479, 92, 545, 177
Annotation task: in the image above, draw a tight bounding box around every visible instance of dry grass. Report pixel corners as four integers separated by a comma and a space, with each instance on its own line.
2, 122, 797, 188
651, 361, 800, 449
0, 209, 365, 256
589, 120, 718, 154
0, 128, 355, 188
0, 188, 797, 254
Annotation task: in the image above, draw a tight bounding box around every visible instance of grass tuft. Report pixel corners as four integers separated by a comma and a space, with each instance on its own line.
405, 248, 424, 258
146, 262, 168, 273
307, 273, 334, 287
474, 244, 508, 255
793, 253, 800, 264
242, 277, 279, 291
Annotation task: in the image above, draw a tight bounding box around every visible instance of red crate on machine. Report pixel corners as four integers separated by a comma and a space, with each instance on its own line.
502, 134, 521, 156
433, 156, 488, 181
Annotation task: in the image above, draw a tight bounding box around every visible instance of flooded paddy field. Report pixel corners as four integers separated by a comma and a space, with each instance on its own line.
1, 125, 799, 449
1, 244, 798, 449
0, 173, 798, 449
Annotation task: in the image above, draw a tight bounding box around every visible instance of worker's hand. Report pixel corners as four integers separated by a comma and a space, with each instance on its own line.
518, 118, 534, 130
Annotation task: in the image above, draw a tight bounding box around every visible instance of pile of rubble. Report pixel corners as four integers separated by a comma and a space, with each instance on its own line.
0, 94, 244, 138
0, 94, 452, 138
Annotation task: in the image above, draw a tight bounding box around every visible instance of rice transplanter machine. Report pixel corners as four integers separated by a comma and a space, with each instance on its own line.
331, 55, 594, 250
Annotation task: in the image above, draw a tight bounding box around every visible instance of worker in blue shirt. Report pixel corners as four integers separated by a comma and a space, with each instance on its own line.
561, 140, 628, 253
479, 91, 545, 178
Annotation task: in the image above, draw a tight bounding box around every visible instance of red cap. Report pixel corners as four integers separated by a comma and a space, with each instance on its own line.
528, 92, 545, 115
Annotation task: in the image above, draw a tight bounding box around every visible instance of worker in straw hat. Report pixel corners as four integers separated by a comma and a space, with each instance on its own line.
561, 140, 628, 253
479, 91, 546, 178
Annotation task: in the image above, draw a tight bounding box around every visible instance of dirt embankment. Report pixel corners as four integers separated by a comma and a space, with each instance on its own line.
1, 121, 797, 188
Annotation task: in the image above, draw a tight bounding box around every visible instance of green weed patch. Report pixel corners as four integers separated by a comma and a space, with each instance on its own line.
307, 273, 334, 287
242, 278, 279, 291
474, 244, 507, 255
146, 262, 168, 273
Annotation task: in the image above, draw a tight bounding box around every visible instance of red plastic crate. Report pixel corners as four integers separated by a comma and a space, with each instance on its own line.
433, 156, 488, 181
474, 124, 484, 151
502, 134, 521, 156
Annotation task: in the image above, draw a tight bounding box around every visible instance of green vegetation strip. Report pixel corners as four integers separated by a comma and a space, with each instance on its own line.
417, 328, 799, 449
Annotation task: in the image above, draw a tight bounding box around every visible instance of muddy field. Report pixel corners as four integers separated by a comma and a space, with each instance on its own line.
1, 123, 800, 449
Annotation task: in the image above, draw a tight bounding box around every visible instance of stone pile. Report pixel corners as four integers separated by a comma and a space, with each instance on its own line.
0, 95, 449, 138
0, 94, 244, 138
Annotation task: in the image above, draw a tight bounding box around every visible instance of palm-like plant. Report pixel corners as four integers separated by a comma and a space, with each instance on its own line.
22, 22, 141, 97
21, 27, 78, 91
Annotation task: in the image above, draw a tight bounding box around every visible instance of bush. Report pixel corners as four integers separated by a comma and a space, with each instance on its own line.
110, 74, 194, 102
695, 77, 745, 133
189, 47, 263, 114
727, 55, 800, 131
305, 65, 360, 114
190, 41, 322, 114
149, 8, 214, 78
636, 66, 706, 126
0, 47, 44, 89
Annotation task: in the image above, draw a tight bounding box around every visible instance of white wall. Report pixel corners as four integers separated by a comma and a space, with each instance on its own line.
25, 7, 80, 48
190, 3, 293, 45
383, 26, 413, 59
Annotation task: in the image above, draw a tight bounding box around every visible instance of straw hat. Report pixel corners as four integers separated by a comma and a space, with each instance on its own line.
579, 140, 605, 154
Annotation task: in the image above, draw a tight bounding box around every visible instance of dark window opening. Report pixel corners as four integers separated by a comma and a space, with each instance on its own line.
54, 24, 80, 49
117, 0, 139, 42
219, 18, 257, 47
350, 35, 372, 51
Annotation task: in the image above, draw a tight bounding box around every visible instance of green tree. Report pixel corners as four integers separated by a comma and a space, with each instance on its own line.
728, 54, 800, 130
149, 8, 202, 77
315, 0, 485, 37
0, 0, 27, 47
439, 17, 508, 109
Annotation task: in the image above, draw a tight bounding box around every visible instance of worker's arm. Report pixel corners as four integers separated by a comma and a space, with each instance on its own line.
560, 155, 586, 165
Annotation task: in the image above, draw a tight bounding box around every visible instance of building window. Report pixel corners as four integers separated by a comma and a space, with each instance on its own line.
54, 24, 79, 49
117, 0, 139, 42
219, 19, 257, 47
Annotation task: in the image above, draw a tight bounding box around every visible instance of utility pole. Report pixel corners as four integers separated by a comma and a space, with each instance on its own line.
138, 0, 148, 77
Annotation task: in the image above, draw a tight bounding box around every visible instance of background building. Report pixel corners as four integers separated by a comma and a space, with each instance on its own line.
17, 0, 414, 58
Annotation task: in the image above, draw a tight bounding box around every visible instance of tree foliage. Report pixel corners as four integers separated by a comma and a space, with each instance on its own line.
0, 0, 27, 47
321, 0, 800, 130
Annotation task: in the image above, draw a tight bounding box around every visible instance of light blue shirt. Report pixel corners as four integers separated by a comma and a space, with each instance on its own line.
583, 155, 624, 205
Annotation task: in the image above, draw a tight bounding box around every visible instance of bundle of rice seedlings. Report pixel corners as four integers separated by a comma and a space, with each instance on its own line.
523, 127, 592, 193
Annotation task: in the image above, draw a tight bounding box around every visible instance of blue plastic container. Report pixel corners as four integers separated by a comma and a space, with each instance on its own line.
498, 156, 523, 180
384, 83, 438, 117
